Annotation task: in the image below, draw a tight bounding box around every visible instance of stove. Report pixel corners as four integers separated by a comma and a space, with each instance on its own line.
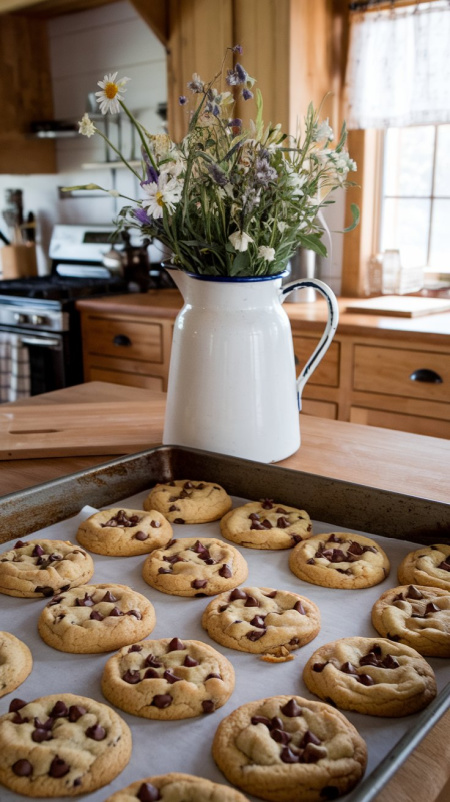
0, 224, 138, 397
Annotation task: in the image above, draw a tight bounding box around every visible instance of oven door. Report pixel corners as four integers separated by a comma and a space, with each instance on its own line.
0, 325, 70, 396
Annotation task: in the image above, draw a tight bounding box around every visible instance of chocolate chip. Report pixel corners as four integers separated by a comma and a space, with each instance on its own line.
123, 669, 142, 684
34, 716, 53, 730
264, 590, 277, 598
183, 655, 198, 667
202, 700, 215, 714
191, 579, 207, 589
293, 601, 306, 614
261, 498, 274, 509
280, 698, 302, 717
347, 541, 364, 555
163, 670, 181, 684
291, 535, 303, 544
219, 604, 228, 612
12, 759, 33, 776
426, 602, 440, 614
271, 728, 291, 744
244, 595, 259, 607
168, 638, 185, 651
219, 564, 232, 578
166, 539, 177, 547
132, 529, 148, 541
301, 729, 322, 747
75, 593, 94, 607
129, 644, 143, 653
438, 560, 450, 572
357, 673, 375, 686
246, 629, 265, 641
280, 746, 300, 763
152, 694, 172, 708
320, 787, 339, 799
250, 615, 266, 628
251, 715, 272, 727
306, 558, 316, 565
327, 534, 342, 543
277, 517, 290, 528
150, 521, 161, 529
9, 698, 27, 712
101, 591, 118, 603
145, 654, 162, 668
303, 743, 327, 763
50, 701, 68, 718
47, 595, 64, 607
90, 610, 104, 621
158, 568, 171, 574
205, 673, 221, 680
32, 544, 44, 557
14, 540, 26, 548
85, 724, 106, 741
387, 633, 401, 642
68, 706, 86, 722
35, 586, 54, 596
341, 662, 358, 675
32, 727, 53, 742
193, 540, 208, 554
382, 654, 400, 669
289, 638, 299, 645
144, 668, 159, 679
168, 505, 179, 511
249, 513, 260, 521
49, 756, 70, 778
359, 652, 380, 668
11, 713, 28, 724
229, 588, 247, 600
173, 518, 185, 524
137, 783, 162, 802
312, 663, 327, 673
109, 607, 123, 617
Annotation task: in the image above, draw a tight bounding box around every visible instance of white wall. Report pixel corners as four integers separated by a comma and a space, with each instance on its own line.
0, 1, 166, 274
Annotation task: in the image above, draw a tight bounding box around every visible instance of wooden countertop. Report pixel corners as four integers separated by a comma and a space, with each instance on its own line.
76, 290, 450, 345
0, 381, 449, 802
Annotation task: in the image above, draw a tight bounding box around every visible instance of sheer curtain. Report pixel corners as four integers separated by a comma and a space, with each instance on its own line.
344, 1, 450, 129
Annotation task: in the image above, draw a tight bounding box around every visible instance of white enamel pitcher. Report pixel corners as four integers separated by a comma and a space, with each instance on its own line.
163, 269, 339, 463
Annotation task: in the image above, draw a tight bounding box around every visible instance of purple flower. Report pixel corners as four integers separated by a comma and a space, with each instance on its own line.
208, 163, 228, 186
232, 44, 243, 54
141, 164, 159, 185
179, 95, 187, 105
235, 63, 247, 83
255, 156, 278, 186
242, 88, 253, 101
229, 118, 242, 128
133, 207, 152, 225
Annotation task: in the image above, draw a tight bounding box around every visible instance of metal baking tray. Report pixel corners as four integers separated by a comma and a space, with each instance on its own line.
0, 445, 449, 802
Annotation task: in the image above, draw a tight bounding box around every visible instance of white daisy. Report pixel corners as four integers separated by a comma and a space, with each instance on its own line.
95, 72, 130, 115
78, 113, 95, 138
228, 230, 253, 252
258, 246, 275, 262
142, 174, 183, 219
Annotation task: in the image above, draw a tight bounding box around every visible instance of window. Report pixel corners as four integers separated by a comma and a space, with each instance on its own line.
380, 124, 450, 274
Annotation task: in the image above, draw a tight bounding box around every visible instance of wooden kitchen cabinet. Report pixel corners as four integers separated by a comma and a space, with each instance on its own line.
77, 293, 179, 392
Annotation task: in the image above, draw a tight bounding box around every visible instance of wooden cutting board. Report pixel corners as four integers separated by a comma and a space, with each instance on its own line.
0, 400, 166, 459
345, 295, 450, 317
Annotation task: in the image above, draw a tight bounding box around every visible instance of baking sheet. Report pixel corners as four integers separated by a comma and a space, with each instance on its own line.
0, 486, 449, 802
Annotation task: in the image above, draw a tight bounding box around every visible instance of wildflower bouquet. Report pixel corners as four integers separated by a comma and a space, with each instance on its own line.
71, 46, 358, 277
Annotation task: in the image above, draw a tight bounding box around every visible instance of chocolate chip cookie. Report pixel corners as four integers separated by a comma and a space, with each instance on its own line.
202, 586, 320, 655
397, 544, 450, 591
289, 532, 390, 589
371, 584, 450, 657
37, 583, 156, 653
76, 508, 173, 557
142, 537, 248, 597
101, 637, 234, 720
104, 772, 250, 801
303, 636, 437, 717
212, 695, 367, 802
0, 632, 33, 699
0, 539, 94, 599
0, 692, 131, 797
143, 480, 232, 524
220, 499, 312, 550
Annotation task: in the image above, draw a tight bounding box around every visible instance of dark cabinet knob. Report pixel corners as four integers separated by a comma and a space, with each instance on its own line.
113, 334, 132, 347
409, 368, 443, 384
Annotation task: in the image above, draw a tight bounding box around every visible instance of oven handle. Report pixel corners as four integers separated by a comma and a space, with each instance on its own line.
20, 336, 61, 350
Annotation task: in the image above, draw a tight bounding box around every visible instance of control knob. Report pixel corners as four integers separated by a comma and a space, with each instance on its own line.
14, 312, 29, 324
31, 314, 47, 326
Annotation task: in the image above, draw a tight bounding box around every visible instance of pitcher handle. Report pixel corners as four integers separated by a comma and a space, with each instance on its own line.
279, 278, 339, 409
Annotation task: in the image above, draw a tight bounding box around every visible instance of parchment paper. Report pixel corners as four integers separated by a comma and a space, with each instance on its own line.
0, 488, 449, 802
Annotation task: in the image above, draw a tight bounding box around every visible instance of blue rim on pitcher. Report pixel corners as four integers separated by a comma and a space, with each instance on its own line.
162, 264, 289, 283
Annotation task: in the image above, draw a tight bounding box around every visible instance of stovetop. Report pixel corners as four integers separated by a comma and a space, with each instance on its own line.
0, 275, 127, 302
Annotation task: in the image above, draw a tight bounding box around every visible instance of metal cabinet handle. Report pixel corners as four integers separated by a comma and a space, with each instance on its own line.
409, 368, 443, 384
113, 334, 132, 347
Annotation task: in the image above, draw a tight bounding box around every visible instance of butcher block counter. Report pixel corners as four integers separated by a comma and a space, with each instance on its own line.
76, 291, 450, 439
0, 381, 449, 802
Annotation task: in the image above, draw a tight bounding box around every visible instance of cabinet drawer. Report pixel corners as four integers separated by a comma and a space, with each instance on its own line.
301, 399, 337, 419
293, 336, 340, 387
353, 345, 450, 403
87, 366, 164, 391
84, 316, 163, 363
350, 406, 450, 439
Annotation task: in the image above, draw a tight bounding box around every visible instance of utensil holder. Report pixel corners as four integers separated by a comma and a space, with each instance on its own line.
0, 244, 38, 279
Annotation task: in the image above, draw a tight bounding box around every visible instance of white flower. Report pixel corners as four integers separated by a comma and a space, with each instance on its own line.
277, 221, 288, 234
258, 246, 275, 262
142, 173, 183, 219
314, 119, 333, 142
108, 190, 120, 197
95, 72, 130, 115
228, 230, 253, 252
284, 164, 307, 196
78, 113, 95, 137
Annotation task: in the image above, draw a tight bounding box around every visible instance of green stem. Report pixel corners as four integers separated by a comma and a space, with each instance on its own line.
119, 100, 157, 171
94, 128, 141, 179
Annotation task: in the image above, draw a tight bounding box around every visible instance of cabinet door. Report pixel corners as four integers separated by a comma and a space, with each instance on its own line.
84, 317, 163, 363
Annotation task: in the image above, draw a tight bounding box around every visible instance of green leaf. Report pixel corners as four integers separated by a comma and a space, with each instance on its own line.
297, 234, 328, 258
343, 203, 360, 233
230, 251, 250, 275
